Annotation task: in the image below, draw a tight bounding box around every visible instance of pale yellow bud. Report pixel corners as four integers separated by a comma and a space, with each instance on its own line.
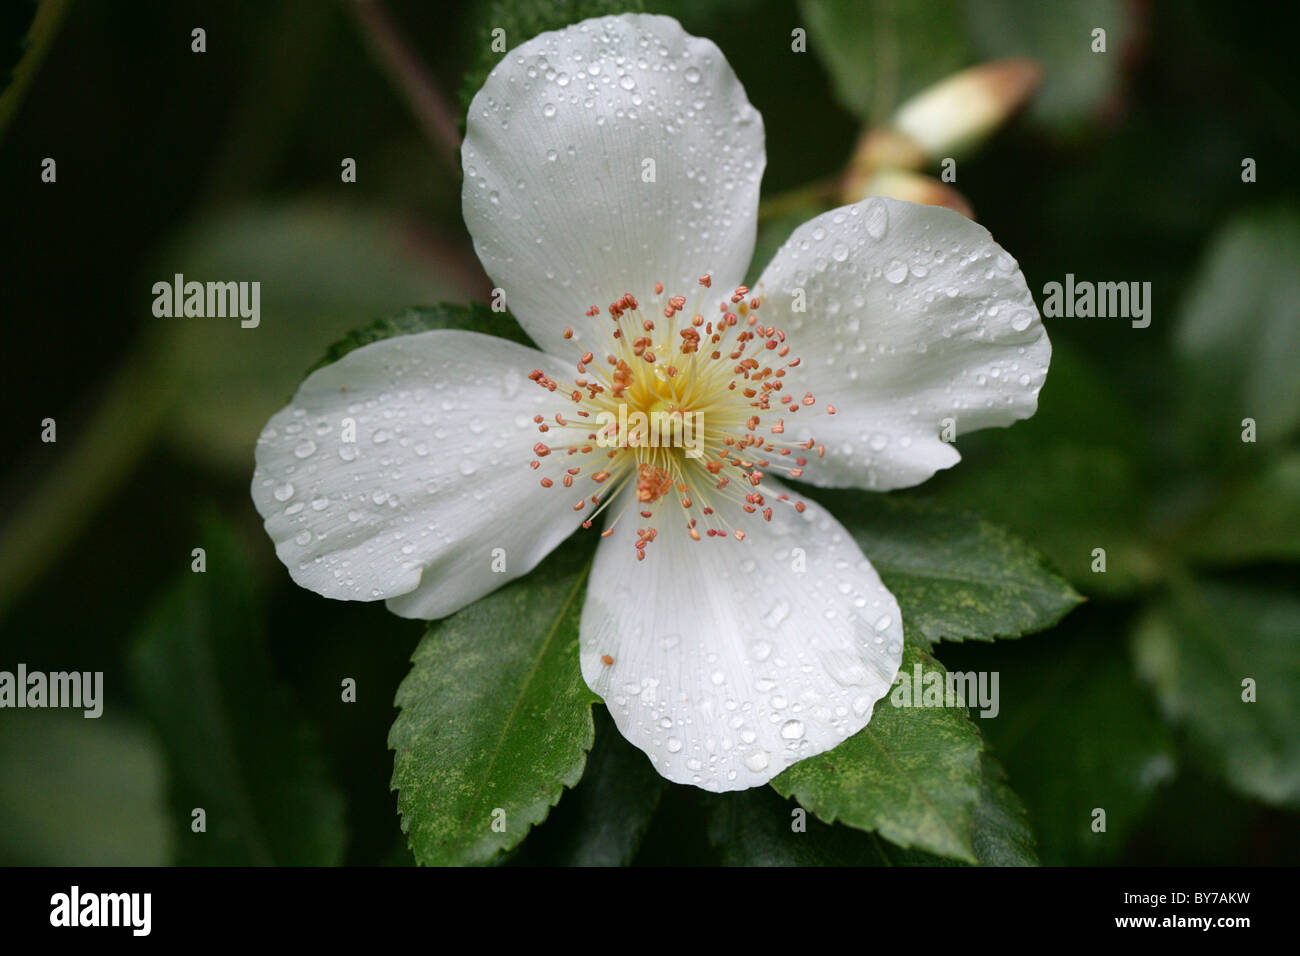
847, 127, 928, 175
842, 168, 975, 221
891, 58, 1043, 160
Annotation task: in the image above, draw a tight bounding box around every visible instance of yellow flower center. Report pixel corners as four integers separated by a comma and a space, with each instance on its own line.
528, 275, 834, 559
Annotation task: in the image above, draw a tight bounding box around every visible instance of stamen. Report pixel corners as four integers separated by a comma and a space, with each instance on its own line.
524, 278, 836, 558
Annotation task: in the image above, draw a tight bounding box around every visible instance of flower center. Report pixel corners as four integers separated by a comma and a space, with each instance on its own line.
528, 275, 834, 559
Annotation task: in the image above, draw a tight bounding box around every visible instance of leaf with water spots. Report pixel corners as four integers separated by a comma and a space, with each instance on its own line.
390, 535, 599, 865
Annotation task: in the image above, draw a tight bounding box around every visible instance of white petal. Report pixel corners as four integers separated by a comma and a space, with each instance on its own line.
757, 197, 1051, 491
580, 481, 903, 790
251, 330, 585, 620
462, 13, 764, 357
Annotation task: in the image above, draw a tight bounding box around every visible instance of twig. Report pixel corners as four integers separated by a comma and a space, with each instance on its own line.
346, 0, 461, 167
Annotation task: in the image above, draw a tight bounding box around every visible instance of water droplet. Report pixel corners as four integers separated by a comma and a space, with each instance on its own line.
762, 599, 791, 628
1011, 311, 1034, 332
684, 66, 701, 84
666, 737, 683, 753
273, 483, 294, 502
744, 750, 770, 772
618, 75, 635, 91
294, 440, 316, 458
864, 198, 888, 239
542, 102, 557, 118
832, 242, 849, 262
294, 530, 312, 546
780, 719, 805, 740
458, 460, 477, 476
884, 259, 908, 284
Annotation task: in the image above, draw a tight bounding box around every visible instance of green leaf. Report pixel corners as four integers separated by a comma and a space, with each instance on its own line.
523, 706, 668, 866
128, 514, 346, 865
309, 301, 533, 375
979, 616, 1176, 864
459, 0, 644, 114
1175, 207, 1300, 448
823, 490, 1082, 644
772, 642, 985, 862
970, 753, 1038, 866
1181, 453, 1300, 564
919, 346, 1159, 597
153, 201, 468, 468
712, 752, 1034, 866
963, 0, 1135, 136
390, 536, 599, 866
933, 445, 1157, 598
0, 711, 170, 866
799, 0, 971, 122
1134, 580, 1300, 809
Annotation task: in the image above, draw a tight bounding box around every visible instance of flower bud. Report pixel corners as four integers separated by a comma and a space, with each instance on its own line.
841, 168, 975, 220
891, 57, 1043, 160
847, 127, 928, 175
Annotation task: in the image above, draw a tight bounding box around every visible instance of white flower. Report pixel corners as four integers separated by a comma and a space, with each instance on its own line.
251, 14, 1050, 791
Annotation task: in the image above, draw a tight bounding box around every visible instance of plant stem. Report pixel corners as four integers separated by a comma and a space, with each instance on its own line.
0, 337, 178, 621
346, 0, 461, 167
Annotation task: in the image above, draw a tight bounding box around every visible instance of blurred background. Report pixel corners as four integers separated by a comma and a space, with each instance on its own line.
1, 0, 1296, 865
